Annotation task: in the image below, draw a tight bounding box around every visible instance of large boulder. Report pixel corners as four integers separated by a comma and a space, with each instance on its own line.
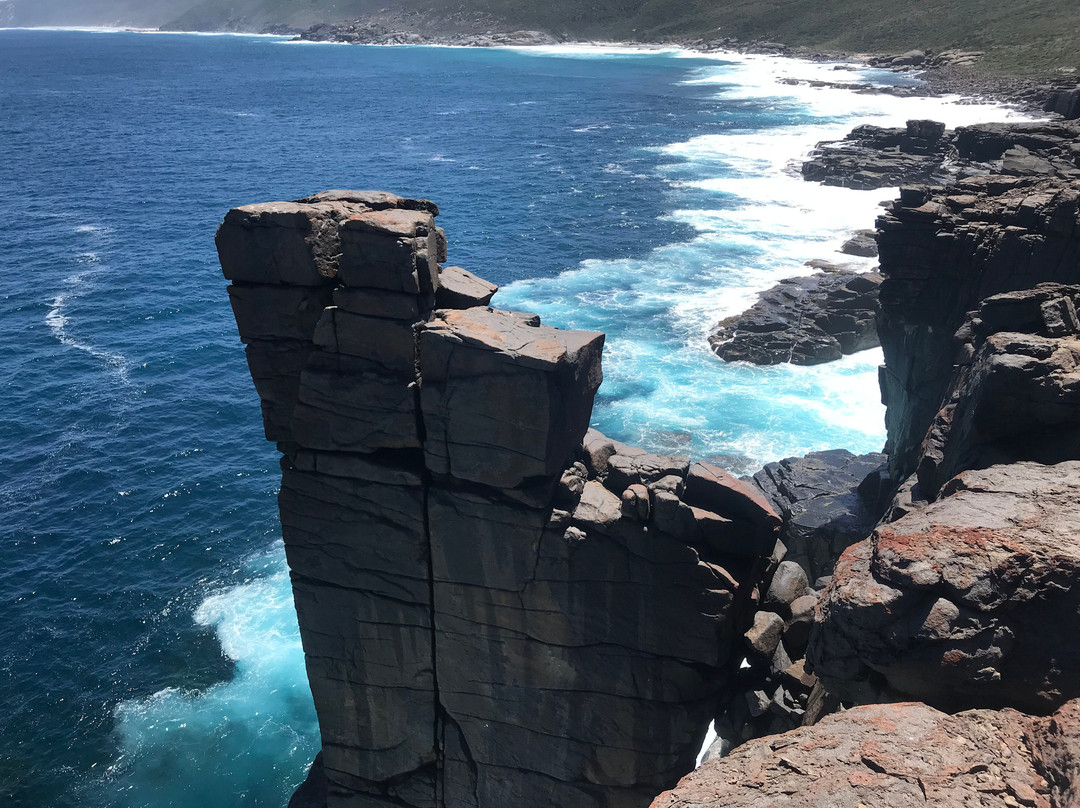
751, 449, 887, 582
811, 461, 1080, 714
419, 306, 604, 489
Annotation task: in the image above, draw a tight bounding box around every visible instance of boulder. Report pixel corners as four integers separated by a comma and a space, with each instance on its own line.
435, 265, 498, 308
811, 461, 1080, 714
751, 449, 887, 581
839, 229, 877, 257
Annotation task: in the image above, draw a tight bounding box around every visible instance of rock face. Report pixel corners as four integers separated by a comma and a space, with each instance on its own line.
751, 449, 887, 582
219, 192, 781, 808
708, 270, 882, 365
875, 172, 1080, 484
915, 283, 1080, 497
811, 461, 1080, 715
802, 119, 952, 190
650, 698, 1080, 808
803, 119, 1080, 192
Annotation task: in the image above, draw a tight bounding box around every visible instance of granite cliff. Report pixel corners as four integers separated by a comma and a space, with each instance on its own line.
653, 119, 1080, 806
217, 190, 784, 807
221, 116, 1080, 808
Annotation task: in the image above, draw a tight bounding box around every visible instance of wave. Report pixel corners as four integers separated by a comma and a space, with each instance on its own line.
96, 548, 318, 807
500, 53, 1035, 468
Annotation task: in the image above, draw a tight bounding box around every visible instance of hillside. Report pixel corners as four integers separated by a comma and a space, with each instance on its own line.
3, 0, 1079, 75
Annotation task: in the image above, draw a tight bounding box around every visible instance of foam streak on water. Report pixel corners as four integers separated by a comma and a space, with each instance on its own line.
44, 226, 132, 381
500, 50, 1032, 466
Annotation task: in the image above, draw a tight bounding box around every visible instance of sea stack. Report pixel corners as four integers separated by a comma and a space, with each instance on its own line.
217, 190, 781, 808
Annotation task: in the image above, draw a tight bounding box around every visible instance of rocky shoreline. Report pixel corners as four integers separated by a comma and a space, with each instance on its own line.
277, 12, 1080, 120
212, 33, 1080, 808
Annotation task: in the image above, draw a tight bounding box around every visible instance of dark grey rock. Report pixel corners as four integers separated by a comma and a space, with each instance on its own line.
709, 271, 882, 366
764, 561, 809, 615
435, 265, 498, 309
752, 449, 887, 581
745, 611, 784, 658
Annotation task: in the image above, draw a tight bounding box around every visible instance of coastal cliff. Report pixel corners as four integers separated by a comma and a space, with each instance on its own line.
652, 120, 1080, 805
221, 115, 1080, 806
217, 190, 783, 807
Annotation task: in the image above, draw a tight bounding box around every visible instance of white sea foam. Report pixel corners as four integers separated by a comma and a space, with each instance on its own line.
505, 43, 684, 58
695, 721, 718, 768
104, 549, 317, 805
46, 228, 132, 381
502, 51, 1035, 467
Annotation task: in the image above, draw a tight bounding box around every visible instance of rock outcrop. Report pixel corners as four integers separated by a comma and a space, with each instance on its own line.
803, 119, 1080, 191
708, 270, 882, 365
751, 449, 887, 583
219, 191, 781, 808
876, 172, 1080, 484
914, 283, 1080, 497
802, 119, 952, 190
811, 461, 1080, 715
650, 698, 1080, 808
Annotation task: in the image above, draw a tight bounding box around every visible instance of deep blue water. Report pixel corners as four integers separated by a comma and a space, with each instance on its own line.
0, 29, 1018, 808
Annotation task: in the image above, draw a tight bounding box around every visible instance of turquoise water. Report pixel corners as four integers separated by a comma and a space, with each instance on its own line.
0, 30, 1021, 807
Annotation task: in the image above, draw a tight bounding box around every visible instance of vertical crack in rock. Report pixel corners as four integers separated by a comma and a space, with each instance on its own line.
218, 191, 782, 808
414, 327, 443, 807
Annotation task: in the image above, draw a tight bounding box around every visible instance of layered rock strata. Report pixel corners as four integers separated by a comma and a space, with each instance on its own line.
708, 270, 882, 366
915, 283, 1080, 497
219, 191, 781, 808
802, 119, 952, 190
650, 698, 1080, 808
876, 171, 1080, 484
803, 119, 1080, 191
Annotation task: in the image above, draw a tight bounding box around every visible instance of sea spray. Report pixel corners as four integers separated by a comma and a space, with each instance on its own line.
96, 551, 317, 808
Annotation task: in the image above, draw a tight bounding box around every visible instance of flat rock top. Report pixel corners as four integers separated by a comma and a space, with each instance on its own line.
224, 199, 363, 227
650, 699, 1079, 808
422, 307, 603, 370
297, 189, 439, 214
341, 208, 434, 236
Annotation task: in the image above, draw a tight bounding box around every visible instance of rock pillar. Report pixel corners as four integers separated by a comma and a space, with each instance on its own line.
218, 191, 777, 808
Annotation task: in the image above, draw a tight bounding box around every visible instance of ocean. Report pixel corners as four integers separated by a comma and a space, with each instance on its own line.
0, 29, 1026, 807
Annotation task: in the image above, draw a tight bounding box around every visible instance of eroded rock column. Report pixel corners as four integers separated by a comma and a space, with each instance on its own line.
218, 191, 778, 808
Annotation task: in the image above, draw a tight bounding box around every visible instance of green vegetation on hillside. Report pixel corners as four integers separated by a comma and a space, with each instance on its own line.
6, 0, 1079, 75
